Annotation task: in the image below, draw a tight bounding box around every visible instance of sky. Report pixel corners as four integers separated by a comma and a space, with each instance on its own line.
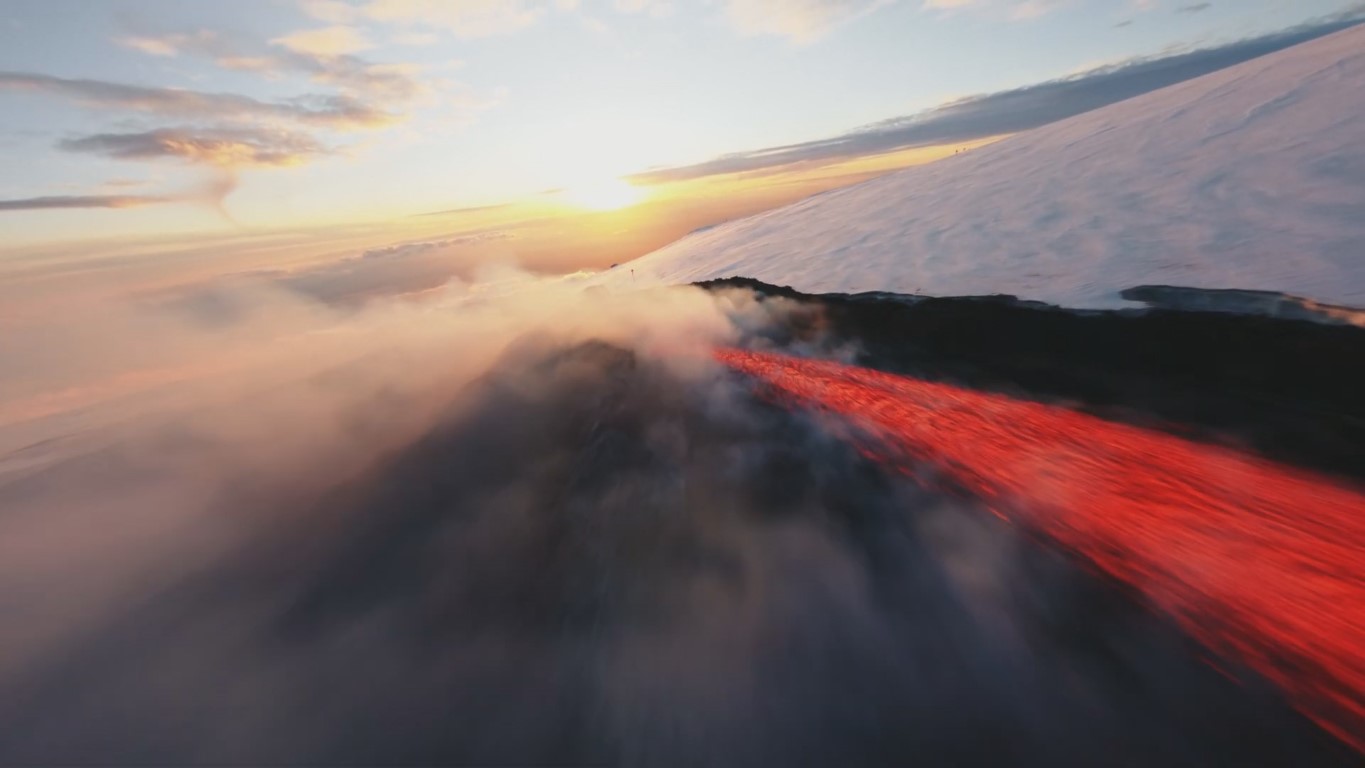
0, 0, 1361, 268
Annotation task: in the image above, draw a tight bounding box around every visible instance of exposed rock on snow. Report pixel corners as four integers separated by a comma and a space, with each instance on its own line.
697, 276, 1365, 474
1120, 285, 1365, 326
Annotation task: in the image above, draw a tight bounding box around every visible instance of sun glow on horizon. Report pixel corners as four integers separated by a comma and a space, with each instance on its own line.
562, 178, 645, 211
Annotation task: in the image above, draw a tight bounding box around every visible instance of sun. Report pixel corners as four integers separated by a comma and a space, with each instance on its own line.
563, 178, 644, 211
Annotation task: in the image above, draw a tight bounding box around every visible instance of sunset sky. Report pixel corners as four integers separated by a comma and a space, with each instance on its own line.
1, 0, 1359, 276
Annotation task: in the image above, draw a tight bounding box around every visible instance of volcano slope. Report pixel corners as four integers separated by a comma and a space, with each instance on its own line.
705, 278, 1365, 756
700, 277, 1365, 480
610, 24, 1365, 310
0, 288, 1361, 765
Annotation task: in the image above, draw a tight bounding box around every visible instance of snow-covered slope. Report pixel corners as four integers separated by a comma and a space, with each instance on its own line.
616, 25, 1365, 310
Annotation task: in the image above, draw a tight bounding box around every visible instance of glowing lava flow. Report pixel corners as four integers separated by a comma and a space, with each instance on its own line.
717, 348, 1365, 753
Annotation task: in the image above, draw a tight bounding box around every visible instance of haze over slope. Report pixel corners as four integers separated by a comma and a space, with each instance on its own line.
614, 25, 1365, 310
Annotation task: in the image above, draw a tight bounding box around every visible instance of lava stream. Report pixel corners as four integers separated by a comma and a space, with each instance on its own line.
716, 348, 1365, 753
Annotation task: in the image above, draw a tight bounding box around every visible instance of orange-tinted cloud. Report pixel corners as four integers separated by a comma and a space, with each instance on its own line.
722, 0, 895, 42
272, 25, 375, 56
59, 127, 328, 168
0, 194, 171, 211
0, 70, 395, 129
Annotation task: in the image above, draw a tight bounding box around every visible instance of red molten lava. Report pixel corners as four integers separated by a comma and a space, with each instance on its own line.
717, 348, 1365, 753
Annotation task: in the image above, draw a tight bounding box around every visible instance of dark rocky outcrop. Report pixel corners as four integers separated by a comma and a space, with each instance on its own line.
698, 276, 1365, 481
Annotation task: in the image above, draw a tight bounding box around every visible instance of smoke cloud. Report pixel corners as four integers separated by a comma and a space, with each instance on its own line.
0, 266, 1351, 764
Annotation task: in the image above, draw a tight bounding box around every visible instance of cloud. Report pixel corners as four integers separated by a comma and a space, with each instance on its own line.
752, 0, 1076, 29
615, 0, 674, 18
300, 0, 362, 24
1009, 0, 1068, 18
6, 25, 466, 209
723, 0, 895, 42
115, 29, 219, 57
270, 232, 518, 305
99, 178, 147, 189
272, 25, 375, 56
1176, 2, 1212, 13
0, 194, 171, 211
0, 257, 1342, 763
116, 36, 184, 56
109, 29, 430, 112
359, 231, 513, 258
631, 14, 1365, 183
921, 0, 1071, 18
297, 0, 903, 42
414, 202, 516, 217
58, 127, 328, 168
391, 31, 440, 46
222, 53, 429, 107
339, 0, 546, 38
0, 66, 392, 209
0, 260, 776, 764
150, 231, 519, 314
0, 71, 395, 129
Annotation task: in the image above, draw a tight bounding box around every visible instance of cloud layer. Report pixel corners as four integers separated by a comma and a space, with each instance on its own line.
0, 264, 1352, 763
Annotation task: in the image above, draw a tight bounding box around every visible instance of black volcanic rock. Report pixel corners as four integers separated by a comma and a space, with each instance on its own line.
698, 276, 1365, 482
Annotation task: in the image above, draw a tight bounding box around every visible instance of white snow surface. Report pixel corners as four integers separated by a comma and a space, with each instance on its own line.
613, 25, 1365, 309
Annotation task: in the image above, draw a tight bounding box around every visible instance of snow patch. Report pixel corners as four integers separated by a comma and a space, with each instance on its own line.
607, 25, 1365, 312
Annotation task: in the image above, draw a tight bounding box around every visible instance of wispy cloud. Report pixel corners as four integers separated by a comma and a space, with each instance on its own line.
722, 0, 895, 43
305, 0, 546, 38
1176, 2, 1212, 14
1009, 0, 1069, 19
115, 30, 215, 57
615, 0, 674, 18
0, 71, 395, 129
272, 25, 375, 56
391, 31, 440, 46
921, 0, 1071, 19
301, 0, 362, 25
58, 127, 328, 168
414, 202, 516, 217
0, 194, 171, 211
3, 19, 484, 213
211, 231, 518, 307
108, 29, 430, 113
302, 0, 889, 43
630, 14, 1365, 183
